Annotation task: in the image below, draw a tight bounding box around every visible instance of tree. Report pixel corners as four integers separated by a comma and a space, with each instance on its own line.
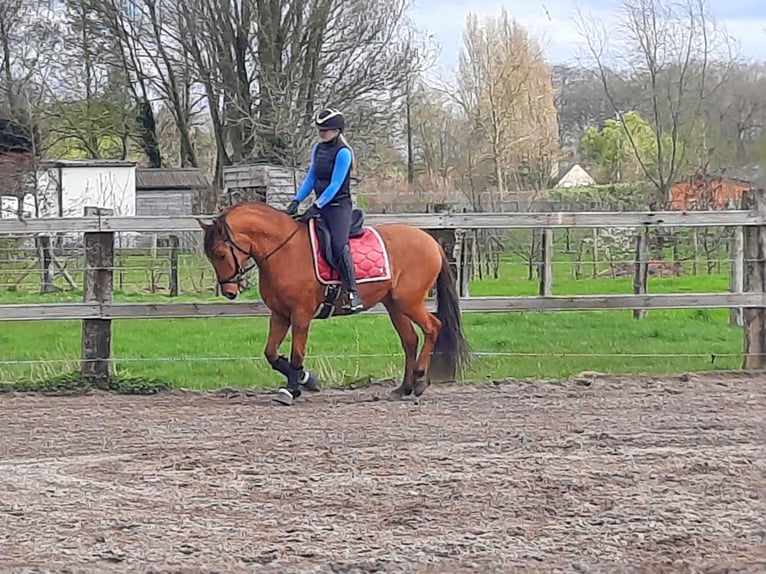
175, 0, 423, 179
580, 110, 663, 182
575, 0, 735, 203
39, 0, 132, 160
701, 61, 766, 166
450, 8, 559, 206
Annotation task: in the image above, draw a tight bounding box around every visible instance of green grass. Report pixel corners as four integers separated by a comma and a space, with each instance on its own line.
0, 296, 743, 391
0, 238, 744, 390
0, 310, 743, 390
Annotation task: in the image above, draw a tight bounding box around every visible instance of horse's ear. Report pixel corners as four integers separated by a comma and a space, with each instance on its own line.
196, 217, 213, 230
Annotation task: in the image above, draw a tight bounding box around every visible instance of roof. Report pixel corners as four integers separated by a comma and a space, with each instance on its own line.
136, 167, 211, 190
556, 163, 595, 187
38, 158, 137, 169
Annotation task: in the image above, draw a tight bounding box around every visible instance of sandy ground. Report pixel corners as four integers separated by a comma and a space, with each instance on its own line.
1, 372, 765, 573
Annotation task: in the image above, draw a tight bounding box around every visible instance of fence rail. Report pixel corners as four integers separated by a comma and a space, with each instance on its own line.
0, 210, 764, 235
0, 293, 763, 321
2, 199, 766, 384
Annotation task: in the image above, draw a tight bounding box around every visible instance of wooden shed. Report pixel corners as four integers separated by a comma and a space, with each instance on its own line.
135, 167, 211, 249
135, 167, 211, 216
222, 161, 357, 210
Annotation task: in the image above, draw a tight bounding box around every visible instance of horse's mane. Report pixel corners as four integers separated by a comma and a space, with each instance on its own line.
202, 201, 289, 257
202, 215, 221, 257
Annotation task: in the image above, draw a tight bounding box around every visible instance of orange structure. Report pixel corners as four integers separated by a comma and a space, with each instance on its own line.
669, 174, 752, 210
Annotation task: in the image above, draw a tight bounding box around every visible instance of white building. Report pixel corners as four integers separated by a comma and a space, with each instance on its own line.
37, 158, 137, 217
0, 158, 137, 219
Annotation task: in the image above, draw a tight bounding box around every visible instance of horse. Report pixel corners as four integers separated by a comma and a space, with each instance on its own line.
196, 201, 472, 405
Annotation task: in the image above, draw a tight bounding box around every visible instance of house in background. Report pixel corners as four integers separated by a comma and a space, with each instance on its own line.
555, 163, 596, 188
668, 173, 753, 210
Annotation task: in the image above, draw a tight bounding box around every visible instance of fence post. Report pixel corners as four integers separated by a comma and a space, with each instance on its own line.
633, 228, 649, 319
729, 226, 744, 327
37, 235, 54, 293
81, 206, 114, 387
169, 234, 179, 297
538, 228, 553, 296
742, 188, 766, 369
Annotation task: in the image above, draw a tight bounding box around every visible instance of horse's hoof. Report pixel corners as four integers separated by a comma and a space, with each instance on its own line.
301, 370, 320, 392
272, 388, 294, 406
390, 385, 413, 399
413, 380, 430, 397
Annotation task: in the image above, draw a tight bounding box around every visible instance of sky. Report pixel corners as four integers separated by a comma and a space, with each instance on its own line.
408, 0, 766, 73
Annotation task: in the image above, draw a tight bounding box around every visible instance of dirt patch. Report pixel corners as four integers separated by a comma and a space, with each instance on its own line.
1, 373, 765, 573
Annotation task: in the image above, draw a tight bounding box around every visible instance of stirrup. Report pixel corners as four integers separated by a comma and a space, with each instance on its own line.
344, 292, 364, 312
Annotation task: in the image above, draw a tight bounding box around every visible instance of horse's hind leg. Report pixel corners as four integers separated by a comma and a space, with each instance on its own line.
384, 303, 418, 398
404, 302, 442, 397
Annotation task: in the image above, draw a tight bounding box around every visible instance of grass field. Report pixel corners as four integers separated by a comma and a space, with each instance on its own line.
0, 243, 744, 389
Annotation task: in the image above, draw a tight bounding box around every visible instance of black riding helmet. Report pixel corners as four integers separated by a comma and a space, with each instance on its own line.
315, 108, 344, 131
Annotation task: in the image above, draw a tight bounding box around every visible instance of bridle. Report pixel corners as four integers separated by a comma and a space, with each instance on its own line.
213, 215, 301, 287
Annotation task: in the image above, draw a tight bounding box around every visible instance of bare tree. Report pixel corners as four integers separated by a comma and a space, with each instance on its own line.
86, 0, 204, 168
175, 0, 424, 181
575, 0, 736, 202
701, 61, 766, 166
441, 8, 559, 207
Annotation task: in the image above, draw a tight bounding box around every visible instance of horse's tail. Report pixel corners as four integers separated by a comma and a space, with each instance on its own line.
429, 249, 472, 382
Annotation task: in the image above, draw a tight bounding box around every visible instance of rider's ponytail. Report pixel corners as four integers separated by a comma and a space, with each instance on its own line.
338, 133, 357, 172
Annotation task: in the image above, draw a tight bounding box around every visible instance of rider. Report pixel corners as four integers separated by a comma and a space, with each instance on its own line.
286, 108, 364, 313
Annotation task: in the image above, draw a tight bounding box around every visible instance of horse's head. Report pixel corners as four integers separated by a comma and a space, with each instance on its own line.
197, 213, 253, 299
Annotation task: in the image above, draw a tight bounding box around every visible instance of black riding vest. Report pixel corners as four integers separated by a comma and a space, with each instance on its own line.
313, 137, 351, 203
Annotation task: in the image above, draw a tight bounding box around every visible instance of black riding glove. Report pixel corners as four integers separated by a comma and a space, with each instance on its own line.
299, 203, 321, 223
286, 199, 300, 216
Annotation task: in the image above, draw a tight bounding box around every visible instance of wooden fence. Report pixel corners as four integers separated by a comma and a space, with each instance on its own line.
2, 195, 766, 384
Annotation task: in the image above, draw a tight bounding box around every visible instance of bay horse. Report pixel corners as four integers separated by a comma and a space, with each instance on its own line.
197, 201, 471, 405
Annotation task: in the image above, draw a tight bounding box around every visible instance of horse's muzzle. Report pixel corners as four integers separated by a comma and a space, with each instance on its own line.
223, 290, 237, 300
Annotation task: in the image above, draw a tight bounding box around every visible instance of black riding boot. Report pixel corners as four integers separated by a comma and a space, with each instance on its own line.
338, 244, 364, 313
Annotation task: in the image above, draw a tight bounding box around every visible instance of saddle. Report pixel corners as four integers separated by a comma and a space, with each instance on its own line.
303, 206, 391, 319
313, 207, 365, 268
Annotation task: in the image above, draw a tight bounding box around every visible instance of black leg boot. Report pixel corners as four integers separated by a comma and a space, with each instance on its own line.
338, 244, 364, 313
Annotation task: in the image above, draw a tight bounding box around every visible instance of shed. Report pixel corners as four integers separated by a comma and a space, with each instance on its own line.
135, 167, 211, 250
135, 167, 211, 216
0, 117, 38, 155
0, 118, 38, 219
222, 161, 357, 210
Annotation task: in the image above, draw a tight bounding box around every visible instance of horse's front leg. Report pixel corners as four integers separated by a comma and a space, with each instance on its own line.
264, 312, 294, 404
273, 312, 317, 406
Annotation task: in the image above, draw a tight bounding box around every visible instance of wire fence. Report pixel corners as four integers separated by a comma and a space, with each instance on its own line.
0, 351, 741, 388
0, 351, 743, 366
0, 223, 743, 294
0, 250, 743, 294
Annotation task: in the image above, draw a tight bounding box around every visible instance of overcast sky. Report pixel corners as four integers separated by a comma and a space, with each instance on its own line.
408, 0, 766, 72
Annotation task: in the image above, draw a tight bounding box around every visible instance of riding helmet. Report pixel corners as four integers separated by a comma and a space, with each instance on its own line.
315, 108, 344, 131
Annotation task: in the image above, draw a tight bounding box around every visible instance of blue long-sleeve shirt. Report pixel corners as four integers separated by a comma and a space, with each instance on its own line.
293, 145, 353, 208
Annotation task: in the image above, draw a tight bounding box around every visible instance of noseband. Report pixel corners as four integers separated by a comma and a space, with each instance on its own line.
212, 214, 301, 287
